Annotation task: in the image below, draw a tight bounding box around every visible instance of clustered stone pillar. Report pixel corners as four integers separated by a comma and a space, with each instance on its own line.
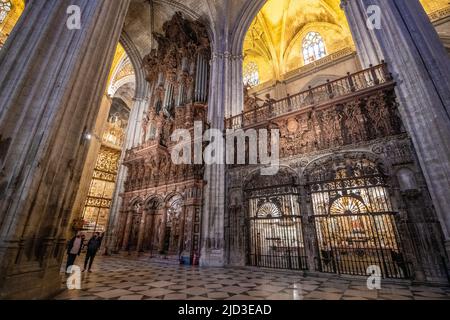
0, 0, 130, 299
366, 0, 450, 259
344, 0, 450, 270
199, 51, 227, 266
200, 47, 245, 266
340, 0, 384, 68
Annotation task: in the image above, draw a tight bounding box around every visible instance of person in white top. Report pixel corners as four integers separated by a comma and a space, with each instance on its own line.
66, 232, 85, 273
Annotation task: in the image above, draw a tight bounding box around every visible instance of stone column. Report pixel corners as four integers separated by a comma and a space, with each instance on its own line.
200, 43, 245, 266
340, 0, 384, 67
355, 0, 450, 258
0, 0, 130, 299
105, 96, 149, 254
199, 51, 227, 267
228, 54, 244, 117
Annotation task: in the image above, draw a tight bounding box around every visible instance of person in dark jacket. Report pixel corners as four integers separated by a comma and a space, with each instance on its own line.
391, 249, 408, 278
66, 233, 85, 273
83, 232, 102, 272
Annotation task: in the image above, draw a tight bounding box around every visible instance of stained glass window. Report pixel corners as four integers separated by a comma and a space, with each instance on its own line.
302, 32, 327, 65
243, 61, 260, 87
0, 0, 12, 24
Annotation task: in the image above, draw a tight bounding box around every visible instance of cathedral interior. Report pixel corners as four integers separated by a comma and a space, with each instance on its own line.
1, 0, 450, 301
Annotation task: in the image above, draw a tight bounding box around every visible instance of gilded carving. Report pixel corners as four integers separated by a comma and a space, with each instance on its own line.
119, 13, 210, 260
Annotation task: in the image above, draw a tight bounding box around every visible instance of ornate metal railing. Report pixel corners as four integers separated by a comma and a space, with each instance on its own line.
225, 63, 393, 129
428, 5, 450, 22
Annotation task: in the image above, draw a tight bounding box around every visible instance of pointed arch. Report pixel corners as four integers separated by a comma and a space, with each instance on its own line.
119, 31, 149, 100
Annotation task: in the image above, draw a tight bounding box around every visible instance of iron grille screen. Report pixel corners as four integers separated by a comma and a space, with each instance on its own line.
246, 186, 308, 270
308, 158, 409, 279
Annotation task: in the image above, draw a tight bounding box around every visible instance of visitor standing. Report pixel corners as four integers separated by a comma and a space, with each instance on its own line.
66, 232, 85, 273
83, 232, 102, 272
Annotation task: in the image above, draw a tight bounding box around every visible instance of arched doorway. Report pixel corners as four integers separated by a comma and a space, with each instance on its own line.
245, 168, 307, 270
162, 194, 184, 255
143, 196, 163, 254
127, 201, 143, 252
306, 156, 409, 278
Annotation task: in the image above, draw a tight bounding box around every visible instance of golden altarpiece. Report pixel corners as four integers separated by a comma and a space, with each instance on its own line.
80, 101, 129, 235
115, 13, 210, 264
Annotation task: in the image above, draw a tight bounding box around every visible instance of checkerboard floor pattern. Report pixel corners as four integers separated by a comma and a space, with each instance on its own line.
54, 254, 450, 300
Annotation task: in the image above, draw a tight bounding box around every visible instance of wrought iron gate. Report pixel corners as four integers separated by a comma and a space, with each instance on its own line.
246, 185, 307, 270
307, 158, 409, 279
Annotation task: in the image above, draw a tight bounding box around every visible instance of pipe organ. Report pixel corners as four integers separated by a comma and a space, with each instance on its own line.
117, 12, 210, 264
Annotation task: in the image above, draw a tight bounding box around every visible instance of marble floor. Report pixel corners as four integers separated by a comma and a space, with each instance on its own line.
54, 254, 450, 300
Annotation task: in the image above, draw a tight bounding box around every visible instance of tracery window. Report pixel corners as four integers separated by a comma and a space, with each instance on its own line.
302, 32, 327, 65
0, 0, 12, 24
243, 61, 260, 87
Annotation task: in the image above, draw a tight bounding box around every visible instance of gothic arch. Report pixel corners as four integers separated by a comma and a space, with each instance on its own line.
128, 196, 144, 210
144, 195, 164, 210
119, 31, 149, 100
231, 0, 267, 55
164, 192, 184, 204
302, 151, 388, 182
243, 165, 300, 190
164, 0, 215, 50
154, 0, 200, 20
109, 75, 135, 97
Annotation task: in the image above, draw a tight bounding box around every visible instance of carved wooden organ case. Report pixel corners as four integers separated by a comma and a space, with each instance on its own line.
119, 12, 210, 259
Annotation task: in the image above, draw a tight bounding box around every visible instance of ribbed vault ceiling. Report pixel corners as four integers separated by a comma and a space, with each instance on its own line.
243, 0, 354, 83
